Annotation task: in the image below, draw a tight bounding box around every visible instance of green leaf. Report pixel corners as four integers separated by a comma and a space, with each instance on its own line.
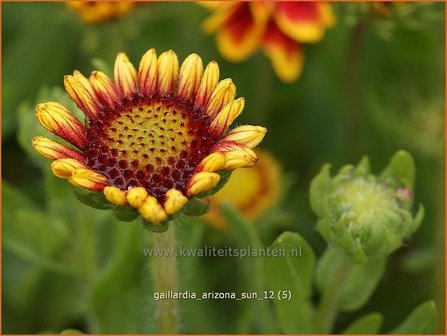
140, 218, 169, 233
71, 186, 114, 210
316, 248, 386, 312
175, 218, 211, 333
264, 232, 316, 333
112, 205, 139, 222
353, 156, 371, 177
32, 271, 86, 331
220, 202, 261, 248
2, 182, 71, 272
342, 313, 383, 334
380, 150, 415, 189
391, 300, 439, 334
89, 223, 155, 333
182, 198, 210, 217
220, 203, 276, 333
213, 170, 232, 194
309, 164, 332, 217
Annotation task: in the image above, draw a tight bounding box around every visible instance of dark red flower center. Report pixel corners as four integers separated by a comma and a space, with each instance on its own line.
83, 96, 215, 200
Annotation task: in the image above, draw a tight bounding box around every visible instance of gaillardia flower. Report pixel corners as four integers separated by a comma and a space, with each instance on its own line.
310, 151, 424, 263
202, 1, 335, 82
67, 1, 134, 24
205, 149, 280, 229
32, 49, 267, 227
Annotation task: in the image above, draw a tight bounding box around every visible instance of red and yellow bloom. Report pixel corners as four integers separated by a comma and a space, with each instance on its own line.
67, 1, 134, 24
202, 1, 335, 82
33, 49, 266, 225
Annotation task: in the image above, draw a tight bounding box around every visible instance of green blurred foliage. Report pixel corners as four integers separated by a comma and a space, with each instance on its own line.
2, 2, 445, 334
264, 232, 315, 333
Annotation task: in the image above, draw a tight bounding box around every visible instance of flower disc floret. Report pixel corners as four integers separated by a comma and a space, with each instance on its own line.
84, 97, 216, 201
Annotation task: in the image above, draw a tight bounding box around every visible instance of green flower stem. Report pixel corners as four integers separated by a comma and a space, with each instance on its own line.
315, 249, 352, 333
152, 224, 179, 334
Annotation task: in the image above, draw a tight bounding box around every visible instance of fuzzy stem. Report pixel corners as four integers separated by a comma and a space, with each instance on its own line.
315, 250, 351, 333
152, 224, 178, 334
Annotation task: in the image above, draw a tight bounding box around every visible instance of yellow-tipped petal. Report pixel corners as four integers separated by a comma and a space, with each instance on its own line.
104, 186, 127, 206
199, 1, 228, 10
195, 61, 219, 108
138, 48, 158, 96
157, 50, 179, 96
216, 143, 258, 170
32, 136, 85, 161
224, 150, 257, 170
127, 187, 148, 208
196, 152, 226, 172
51, 158, 88, 179
204, 78, 236, 118
68, 168, 108, 192
177, 53, 204, 101
249, 2, 275, 25
273, 2, 334, 43
186, 172, 220, 196
220, 125, 267, 149
138, 196, 167, 224
64, 74, 100, 119
209, 97, 245, 134
73, 70, 96, 96
215, 3, 262, 62
90, 71, 121, 109
114, 52, 138, 97
216, 28, 260, 63
164, 189, 188, 215
35, 102, 87, 148
319, 3, 336, 27
201, 3, 235, 32
262, 22, 304, 83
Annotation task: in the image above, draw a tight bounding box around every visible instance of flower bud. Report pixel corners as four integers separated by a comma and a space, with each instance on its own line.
310, 151, 424, 263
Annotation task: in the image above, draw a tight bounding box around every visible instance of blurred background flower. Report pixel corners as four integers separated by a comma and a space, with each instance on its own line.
67, 0, 135, 24
205, 149, 281, 229
201, 1, 335, 82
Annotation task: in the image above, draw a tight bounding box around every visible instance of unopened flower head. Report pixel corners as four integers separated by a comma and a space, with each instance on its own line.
310, 151, 424, 263
205, 149, 281, 229
201, 1, 335, 82
67, 1, 134, 24
33, 49, 266, 227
